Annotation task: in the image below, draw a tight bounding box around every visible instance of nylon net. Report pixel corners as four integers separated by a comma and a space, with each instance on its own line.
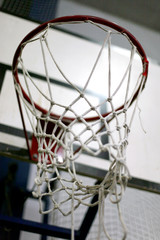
13, 19, 147, 239
50, 173, 160, 240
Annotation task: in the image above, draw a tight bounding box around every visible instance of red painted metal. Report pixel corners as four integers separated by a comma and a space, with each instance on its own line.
12, 15, 149, 123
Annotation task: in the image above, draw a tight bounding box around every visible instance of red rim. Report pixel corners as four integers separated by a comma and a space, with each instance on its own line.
12, 15, 149, 123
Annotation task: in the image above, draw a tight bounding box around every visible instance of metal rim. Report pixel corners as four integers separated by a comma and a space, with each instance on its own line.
12, 15, 149, 123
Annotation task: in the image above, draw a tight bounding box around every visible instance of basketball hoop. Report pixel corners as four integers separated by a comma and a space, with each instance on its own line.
12, 15, 148, 239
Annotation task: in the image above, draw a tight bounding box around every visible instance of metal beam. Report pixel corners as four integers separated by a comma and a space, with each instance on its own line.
69, 0, 160, 32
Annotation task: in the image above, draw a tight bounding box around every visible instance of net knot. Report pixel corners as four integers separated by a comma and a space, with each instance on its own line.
38, 147, 44, 153
74, 136, 80, 141
54, 204, 59, 209
93, 135, 97, 141
90, 106, 96, 111
123, 108, 127, 113
80, 93, 84, 98
123, 124, 130, 133
35, 177, 42, 185
65, 106, 70, 111
32, 191, 39, 198
51, 100, 55, 106
107, 130, 111, 135
122, 138, 129, 147
86, 125, 91, 131
36, 115, 41, 120
77, 116, 82, 121
112, 111, 117, 117
116, 125, 121, 131
107, 97, 112, 102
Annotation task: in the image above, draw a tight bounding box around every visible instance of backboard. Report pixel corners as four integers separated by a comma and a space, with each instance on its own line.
0, 10, 160, 240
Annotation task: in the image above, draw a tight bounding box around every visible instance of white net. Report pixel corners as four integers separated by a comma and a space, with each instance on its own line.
51, 173, 160, 240
13, 19, 147, 239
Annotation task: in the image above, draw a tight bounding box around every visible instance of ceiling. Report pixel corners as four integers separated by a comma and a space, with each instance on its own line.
69, 0, 160, 33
